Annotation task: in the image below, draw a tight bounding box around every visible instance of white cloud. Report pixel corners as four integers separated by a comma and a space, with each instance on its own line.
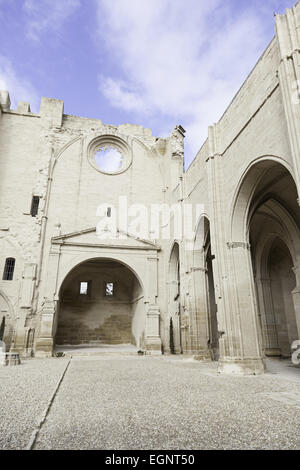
99, 76, 147, 113
0, 55, 39, 111
95, 0, 277, 165
23, 0, 81, 41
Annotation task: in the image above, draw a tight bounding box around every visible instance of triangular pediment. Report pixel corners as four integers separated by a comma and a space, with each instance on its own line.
52, 227, 160, 251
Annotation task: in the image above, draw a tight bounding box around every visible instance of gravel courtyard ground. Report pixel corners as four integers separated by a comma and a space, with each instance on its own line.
0, 355, 299, 450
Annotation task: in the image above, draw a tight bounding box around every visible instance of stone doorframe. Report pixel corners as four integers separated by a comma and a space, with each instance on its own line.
35, 230, 162, 356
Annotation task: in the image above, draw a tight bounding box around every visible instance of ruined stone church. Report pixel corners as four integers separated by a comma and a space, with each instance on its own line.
0, 4, 300, 374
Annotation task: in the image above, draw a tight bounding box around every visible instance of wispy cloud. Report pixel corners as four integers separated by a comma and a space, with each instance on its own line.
23, 0, 81, 41
95, 0, 279, 164
100, 76, 149, 113
0, 55, 39, 111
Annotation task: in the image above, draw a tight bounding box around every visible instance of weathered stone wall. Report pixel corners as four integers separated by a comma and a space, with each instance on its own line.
0, 95, 176, 354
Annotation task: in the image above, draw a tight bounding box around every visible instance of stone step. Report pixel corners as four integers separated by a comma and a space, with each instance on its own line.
54, 344, 139, 357
59, 350, 139, 357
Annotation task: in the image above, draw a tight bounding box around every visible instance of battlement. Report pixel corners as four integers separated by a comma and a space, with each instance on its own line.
0, 91, 185, 150
0, 90, 11, 111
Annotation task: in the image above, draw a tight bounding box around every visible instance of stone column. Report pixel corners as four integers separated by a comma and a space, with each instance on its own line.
221, 243, 265, 374
189, 264, 211, 359
291, 266, 300, 339
35, 299, 57, 357
168, 282, 181, 354
11, 263, 37, 355
180, 305, 190, 354
35, 235, 61, 356
207, 124, 265, 375
145, 255, 162, 354
145, 305, 162, 354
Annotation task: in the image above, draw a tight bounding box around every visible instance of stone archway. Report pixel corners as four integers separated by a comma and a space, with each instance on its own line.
262, 238, 297, 357
250, 198, 300, 358
192, 216, 219, 359
54, 258, 145, 350
228, 157, 300, 371
168, 242, 182, 354
203, 221, 219, 360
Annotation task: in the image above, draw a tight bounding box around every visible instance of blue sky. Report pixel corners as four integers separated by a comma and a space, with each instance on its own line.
0, 0, 297, 167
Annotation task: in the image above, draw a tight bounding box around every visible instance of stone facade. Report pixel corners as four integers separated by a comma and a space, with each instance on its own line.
1, 4, 300, 373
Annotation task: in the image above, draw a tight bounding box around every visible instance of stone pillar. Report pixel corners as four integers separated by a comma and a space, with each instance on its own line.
189, 264, 212, 359
35, 299, 56, 357
145, 305, 162, 354
168, 279, 182, 354
291, 266, 300, 339
207, 124, 265, 375
180, 306, 190, 354
35, 236, 61, 356
145, 255, 162, 354
10, 310, 27, 355
10, 263, 37, 355
221, 243, 265, 374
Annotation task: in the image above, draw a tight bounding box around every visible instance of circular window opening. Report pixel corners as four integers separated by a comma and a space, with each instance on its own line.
94, 146, 124, 173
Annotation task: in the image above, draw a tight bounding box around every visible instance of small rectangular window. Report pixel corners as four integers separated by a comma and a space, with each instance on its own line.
30, 196, 40, 217
80, 281, 89, 295
3, 258, 15, 281
105, 282, 114, 296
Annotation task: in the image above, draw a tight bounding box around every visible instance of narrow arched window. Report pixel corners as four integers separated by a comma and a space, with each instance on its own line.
3, 258, 15, 281
30, 196, 40, 217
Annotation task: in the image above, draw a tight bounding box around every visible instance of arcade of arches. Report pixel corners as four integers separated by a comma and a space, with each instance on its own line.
169, 160, 300, 365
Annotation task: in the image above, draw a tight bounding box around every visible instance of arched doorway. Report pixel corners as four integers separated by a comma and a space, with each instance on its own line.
250, 204, 300, 357
203, 220, 219, 360
259, 237, 297, 357
54, 258, 145, 350
193, 217, 219, 359
232, 158, 300, 361
168, 243, 182, 353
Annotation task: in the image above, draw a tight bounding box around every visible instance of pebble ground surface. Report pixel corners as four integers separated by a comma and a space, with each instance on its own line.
0, 355, 300, 450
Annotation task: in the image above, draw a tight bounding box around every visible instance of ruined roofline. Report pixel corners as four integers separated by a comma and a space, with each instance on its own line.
0, 92, 161, 139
